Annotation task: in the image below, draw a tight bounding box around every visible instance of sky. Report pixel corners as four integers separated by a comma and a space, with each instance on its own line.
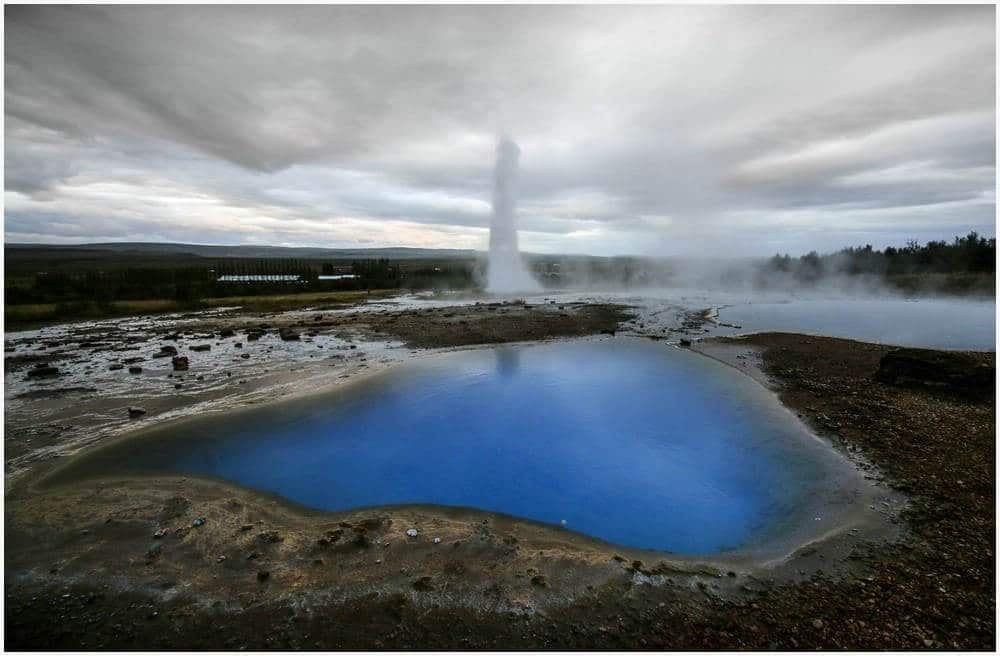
4, 5, 996, 257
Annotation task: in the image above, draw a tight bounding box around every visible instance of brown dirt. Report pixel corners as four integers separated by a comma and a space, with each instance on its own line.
259, 300, 632, 348
5, 331, 995, 649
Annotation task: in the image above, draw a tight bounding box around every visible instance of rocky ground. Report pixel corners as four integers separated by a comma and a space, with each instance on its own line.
4, 297, 995, 649
3, 297, 633, 477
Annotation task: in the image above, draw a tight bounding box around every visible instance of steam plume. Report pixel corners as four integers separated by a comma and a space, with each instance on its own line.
487, 137, 539, 293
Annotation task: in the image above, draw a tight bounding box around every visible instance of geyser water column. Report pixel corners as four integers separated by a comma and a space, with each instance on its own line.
487, 137, 539, 293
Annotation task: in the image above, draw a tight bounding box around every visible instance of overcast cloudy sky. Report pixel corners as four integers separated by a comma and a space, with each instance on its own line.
4, 5, 995, 256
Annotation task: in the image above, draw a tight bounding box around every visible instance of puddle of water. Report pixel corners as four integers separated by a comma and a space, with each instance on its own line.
58, 339, 862, 555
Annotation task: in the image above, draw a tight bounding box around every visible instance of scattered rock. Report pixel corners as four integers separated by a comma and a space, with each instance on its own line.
172, 356, 189, 371
108, 363, 124, 371
256, 570, 270, 582
26, 365, 60, 379
152, 345, 178, 358
875, 348, 994, 397
159, 496, 191, 520
145, 544, 163, 563
192, 518, 206, 527
257, 530, 284, 544
412, 576, 434, 591
679, 339, 692, 347
405, 528, 418, 538
279, 327, 300, 341
128, 366, 143, 374
127, 407, 147, 419
190, 344, 211, 352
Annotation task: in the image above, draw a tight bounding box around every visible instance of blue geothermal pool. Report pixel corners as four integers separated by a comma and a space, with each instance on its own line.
80, 340, 854, 554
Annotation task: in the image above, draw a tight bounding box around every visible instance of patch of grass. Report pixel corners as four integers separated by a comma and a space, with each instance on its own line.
5, 299, 186, 328
5, 289, 396, 329
200, 289, 395, 313
5, 303, 60, 323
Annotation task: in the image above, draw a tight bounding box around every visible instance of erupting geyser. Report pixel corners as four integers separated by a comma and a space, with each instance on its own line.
487, 137, 539, 293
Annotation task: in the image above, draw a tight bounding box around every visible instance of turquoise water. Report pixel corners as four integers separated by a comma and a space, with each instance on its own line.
114, 340, 845, 554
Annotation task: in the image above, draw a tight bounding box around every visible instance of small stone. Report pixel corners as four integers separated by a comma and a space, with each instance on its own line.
279, 327, 300, 341
146, 544, 163, 561
192, 517, 206, 527
405, 528, 418, 538
812, 619, 824, 630
128, 366, 143, 374
26, 365, 60, 378
256, 570, 270, 582
256, 529, 284, 544
217, 555, 227, 563
412, 576, 434, 591
433, 537, 441, 544
128, 407, 146, 419
153, 528, 167, 539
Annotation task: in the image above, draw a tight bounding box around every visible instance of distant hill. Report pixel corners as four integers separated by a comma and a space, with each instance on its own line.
5, 242, 479, 260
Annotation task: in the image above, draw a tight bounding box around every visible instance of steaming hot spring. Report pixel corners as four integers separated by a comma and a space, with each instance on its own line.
37, 139, 883, 557
48, 338, 870, 555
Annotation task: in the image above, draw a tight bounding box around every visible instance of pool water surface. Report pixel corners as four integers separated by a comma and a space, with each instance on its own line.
63, 339, 859, 554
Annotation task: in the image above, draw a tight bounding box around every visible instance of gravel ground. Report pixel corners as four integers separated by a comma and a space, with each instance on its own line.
4, 314, 994, 649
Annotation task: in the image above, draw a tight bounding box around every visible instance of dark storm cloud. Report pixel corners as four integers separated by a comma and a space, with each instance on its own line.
4, 4, 995, 255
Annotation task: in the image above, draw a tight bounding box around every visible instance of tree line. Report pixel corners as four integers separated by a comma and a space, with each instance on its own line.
764, 232, 995, 283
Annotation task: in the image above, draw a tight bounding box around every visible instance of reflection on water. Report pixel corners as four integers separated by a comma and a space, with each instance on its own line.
101, 340, 854, 554
720, 298, 995, 351
495, 347, 520, 377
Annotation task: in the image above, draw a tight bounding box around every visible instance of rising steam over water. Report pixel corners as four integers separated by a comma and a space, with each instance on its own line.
487, 137, 539, 293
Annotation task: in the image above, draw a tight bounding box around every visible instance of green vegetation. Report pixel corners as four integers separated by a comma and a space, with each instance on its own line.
4, 290, 397, 329
5, 255, 479, 306
764, 232, 995, 283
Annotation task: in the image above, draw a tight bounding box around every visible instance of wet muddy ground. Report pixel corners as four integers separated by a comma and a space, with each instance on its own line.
4, 294, 995, 649
3, 297, 633, 477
